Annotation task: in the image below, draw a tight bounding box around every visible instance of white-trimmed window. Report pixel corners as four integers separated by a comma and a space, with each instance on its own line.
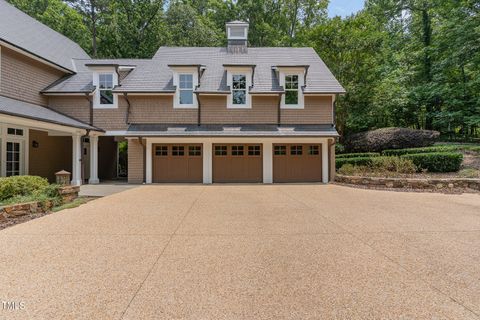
279, 68, 305, 109
92, 69, 118, 108
232, 74, 247, 105
0, 125, 28, 177
226, 67, 252, 108
172, 67, 198, 108
179, 74, 194, 105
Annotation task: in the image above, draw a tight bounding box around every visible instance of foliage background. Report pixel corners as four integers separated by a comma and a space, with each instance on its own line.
8, 0, 480, 139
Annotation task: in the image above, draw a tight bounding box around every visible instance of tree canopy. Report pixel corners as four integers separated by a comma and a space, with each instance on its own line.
7, 0, 480, 139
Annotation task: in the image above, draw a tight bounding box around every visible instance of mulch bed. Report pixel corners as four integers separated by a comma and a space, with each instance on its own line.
333, 182, 472, 194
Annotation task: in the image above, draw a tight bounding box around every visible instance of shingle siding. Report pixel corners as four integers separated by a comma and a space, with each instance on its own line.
128, 95, 197, 124
281, 96, 333, 124
127, 138, 144, 183
1, 46, 64, 106
48, 96, 91, 123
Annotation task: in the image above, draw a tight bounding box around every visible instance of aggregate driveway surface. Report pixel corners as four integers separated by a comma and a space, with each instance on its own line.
0, 185, 480, 319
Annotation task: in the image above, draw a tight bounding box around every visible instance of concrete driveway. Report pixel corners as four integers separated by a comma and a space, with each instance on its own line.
1, 185, 479, 319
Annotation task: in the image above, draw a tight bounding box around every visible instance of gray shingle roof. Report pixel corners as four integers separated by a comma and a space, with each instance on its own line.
0, 0, 90, 72
0, 95, 102, 131
43, 47, 345, 95
126, 124, 339, 137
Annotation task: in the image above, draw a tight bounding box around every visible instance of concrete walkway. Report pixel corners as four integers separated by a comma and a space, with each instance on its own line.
0, 185, 479, 319
79, 182, 140, 197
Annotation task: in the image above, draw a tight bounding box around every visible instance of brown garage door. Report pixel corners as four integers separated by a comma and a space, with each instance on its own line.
153, 144, 202, 183
213, 144, 262, 183
273, 144, 322, 183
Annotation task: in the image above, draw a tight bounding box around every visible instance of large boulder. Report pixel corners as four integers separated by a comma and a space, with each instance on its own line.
344, 127, 440, 153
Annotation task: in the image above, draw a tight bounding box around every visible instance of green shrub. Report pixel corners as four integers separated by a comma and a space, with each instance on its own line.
336, 152, 381, 159
0, 176, 49, 201
382, 146, 455, 156
336, 156, 374, 169
458, 168, 480, 178
335, 143, 345, 154
401, 152, 463, 172
371, 157, 417, 174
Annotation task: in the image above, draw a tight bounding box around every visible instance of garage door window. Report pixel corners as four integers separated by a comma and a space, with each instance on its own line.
189, 146, 202, 156
290, 145, 302, 155
155, 146, 168, 156
172, 146, 184, 156
309, 145, 319, 155
248, 145, 261, 156
232, 145, 244, 156
215, 145, 227, 156
274, 145, 286, 155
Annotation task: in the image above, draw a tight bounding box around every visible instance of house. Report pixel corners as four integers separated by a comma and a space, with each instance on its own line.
0, 1, 345, 185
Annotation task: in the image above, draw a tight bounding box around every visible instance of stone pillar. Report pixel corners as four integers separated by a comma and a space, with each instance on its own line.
88, 135, 99, 184
322, 141, 329, 184
203, 142, 212, 184
71, 134, 82, 186
262, 142, 273, 183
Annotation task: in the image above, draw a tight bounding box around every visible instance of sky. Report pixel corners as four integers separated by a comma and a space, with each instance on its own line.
328, 0, 365, 18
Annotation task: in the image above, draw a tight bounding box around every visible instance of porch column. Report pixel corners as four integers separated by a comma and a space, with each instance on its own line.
145, 139, 152, 184
88, 135, 99, 184
71, 134, 82, 186
322, 141, 329, 184
263, 142, 273, 183
203, 142, 212, 184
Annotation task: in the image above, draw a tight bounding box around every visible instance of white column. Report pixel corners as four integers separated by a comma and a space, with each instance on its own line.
322, 141, 329, 184
145, 139, 152, 184
88, 135, 99, 184
203, 142, 212, 184
263, 142, 273, 183
71, 134, 82, 186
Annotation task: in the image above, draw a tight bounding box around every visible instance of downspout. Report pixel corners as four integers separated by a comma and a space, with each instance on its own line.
196, 92, 201, 126
333, 95, 337, 128
277, 93, 283, 126
84, 93, 93, 126
124, 93, 131, 124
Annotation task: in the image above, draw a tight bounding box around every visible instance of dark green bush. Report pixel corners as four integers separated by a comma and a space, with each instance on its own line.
335, 143, 345, 154
0, 176, 49, 201
336, 152, 381, 159
400, 152, 463, 172
336, 156, 375, 169
383, 146, 456, 156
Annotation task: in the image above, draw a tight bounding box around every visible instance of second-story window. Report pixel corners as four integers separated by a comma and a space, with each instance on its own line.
99, 73, 114, 105
232, 74, 247, 105
285, 75, 299, 105
179, 74, 194, 105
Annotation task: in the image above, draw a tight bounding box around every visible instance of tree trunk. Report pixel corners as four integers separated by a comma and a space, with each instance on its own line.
421, 4, 434, 130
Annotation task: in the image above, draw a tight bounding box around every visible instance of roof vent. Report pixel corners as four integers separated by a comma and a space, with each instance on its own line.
226, 21, 249, 54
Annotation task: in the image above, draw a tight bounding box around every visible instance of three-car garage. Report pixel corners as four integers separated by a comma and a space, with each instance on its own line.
151, 142, 327, 184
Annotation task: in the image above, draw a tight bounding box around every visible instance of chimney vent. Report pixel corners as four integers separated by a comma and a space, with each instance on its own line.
226, 21, 249, 54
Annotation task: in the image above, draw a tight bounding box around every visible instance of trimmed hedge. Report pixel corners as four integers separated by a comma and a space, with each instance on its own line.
400, 152, 463, 172
336, 152, 381, 159
383, 146, 457, 156
336, 156, 375, 169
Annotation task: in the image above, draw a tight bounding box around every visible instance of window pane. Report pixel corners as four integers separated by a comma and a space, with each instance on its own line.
180, 90, 193, 104
274, 145, 286, 155
291, 145, 302, 155
233, 90, 246, 105
232, 75, 246, 89
100, 90, 113, 104
172, 146, 184, 156
232, 145, 244, 156
189, 146, 201, 156
248, 145, 261, 156
309, 145, 319, 155
179, 74, 193, 89
155, 146, 168, 156
285, 90, 298, 105
215, 145, 227, 156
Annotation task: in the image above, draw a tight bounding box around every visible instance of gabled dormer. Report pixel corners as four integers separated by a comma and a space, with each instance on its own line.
168, 65, 200, 109
223, 64, 255, 109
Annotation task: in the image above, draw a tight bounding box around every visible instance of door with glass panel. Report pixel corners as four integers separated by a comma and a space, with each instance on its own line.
6, 140, 22, 176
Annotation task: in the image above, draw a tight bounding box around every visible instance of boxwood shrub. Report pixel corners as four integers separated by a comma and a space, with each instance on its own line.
382, 146, 455, 156
0, 176, 49, 201
336, 152, 381, 159
400, 152, 463, 172
336, 156, 375, 169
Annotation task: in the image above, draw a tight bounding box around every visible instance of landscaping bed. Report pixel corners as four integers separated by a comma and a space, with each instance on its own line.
335, 143, 480, 192
0, 176, 86, 231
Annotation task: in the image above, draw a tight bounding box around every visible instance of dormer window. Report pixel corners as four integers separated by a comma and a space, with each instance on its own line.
99, 73, 114, 105
278, 67, 305, 109
91, 68, 118, 109
232, 74, 247, 105
179, 74, 194, 105
285, 75, 299, 105
171, 66, 198, 108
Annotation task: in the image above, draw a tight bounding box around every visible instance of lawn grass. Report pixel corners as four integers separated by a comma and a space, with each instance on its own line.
52, 197, 90, 212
